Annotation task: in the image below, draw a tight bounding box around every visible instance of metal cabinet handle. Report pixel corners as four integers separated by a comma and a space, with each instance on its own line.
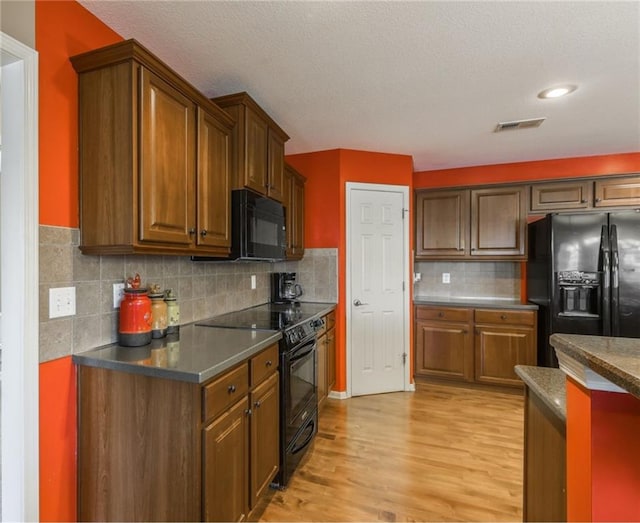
581, 199, 587, 204
254, 400, 261, 408
245, 408, 252, 416
353, 299, 368, 307
500, 314, 507, 320
200, 229, 207, 237
438, 312, 444, 318
595, 197, 602, 203
227, 385, 236, 394
189, 228, 196, 235
265, 360, 273, 367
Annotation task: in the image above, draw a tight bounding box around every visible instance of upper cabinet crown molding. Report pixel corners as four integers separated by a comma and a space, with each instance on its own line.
71, 39, 234, 129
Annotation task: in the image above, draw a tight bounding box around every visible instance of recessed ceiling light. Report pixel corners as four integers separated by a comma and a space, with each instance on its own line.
538, 85, 578, 99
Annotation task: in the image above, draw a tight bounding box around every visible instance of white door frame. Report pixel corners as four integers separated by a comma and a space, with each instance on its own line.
345, 182, 412, 398
1, 32, 40, 522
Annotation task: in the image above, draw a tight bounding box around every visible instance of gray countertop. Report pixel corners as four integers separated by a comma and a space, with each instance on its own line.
515, 365, 566, 422
414, 296, 538, 310
550, 333, 640, 400
72, 324, 282, 384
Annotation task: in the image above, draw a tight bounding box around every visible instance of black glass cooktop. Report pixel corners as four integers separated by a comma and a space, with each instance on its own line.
196, 303, 327, 331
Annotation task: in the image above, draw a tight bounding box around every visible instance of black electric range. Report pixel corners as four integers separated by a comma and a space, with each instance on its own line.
196, 302, 330, 488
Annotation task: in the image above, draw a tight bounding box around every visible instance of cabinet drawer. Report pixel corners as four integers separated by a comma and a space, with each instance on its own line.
416, 306, 473, 322
475, 309, 535, 326
203, 363, 249, 422
250, 343, 279, 388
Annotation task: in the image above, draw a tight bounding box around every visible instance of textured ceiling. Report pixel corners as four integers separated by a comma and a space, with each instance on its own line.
78, 1, 640, 172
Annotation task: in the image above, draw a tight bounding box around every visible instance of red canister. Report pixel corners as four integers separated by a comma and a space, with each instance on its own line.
119, 274, 152, 347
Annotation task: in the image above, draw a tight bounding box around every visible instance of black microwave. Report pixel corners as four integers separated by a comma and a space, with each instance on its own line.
194, 189, 286, 261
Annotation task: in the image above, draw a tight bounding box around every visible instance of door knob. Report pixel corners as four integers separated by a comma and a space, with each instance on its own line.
353, 299, 368, 307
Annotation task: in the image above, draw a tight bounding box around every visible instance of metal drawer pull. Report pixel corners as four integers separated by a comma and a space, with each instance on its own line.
500, 314, 507, 320
254, 400, 261, 408
265, 360, 273, 367
227, 385, 236, 394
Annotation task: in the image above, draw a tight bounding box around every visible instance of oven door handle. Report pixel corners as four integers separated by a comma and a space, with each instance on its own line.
289, 340, 316, 362
291, 418, 316, 455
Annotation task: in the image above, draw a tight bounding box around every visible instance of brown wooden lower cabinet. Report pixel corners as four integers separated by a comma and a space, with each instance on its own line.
414, 305, 536, 387
523, 387, 566, 522
317, 310, 336, 409
78, 343, 280, 522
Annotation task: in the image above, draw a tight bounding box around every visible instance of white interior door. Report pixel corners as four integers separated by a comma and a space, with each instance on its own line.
347, 183, 409, 396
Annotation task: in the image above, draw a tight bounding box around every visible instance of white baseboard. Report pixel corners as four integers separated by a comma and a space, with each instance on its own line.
406, 382, 416, 392
328, 390, 349, 400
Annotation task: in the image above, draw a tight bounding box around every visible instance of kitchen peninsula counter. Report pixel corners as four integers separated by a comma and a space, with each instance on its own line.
72, 324, 282, 384
515, 365, 566, 421
414, 296, 538, 310
550, 333, 640, 399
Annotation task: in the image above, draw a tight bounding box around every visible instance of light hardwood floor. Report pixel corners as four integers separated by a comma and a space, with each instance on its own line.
252, 381, 524, 522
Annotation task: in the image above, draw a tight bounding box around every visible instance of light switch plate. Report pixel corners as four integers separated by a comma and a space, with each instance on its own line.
250, 275, 257, 290
113, 282, 125, 308
442, 273, 450, 284
49, 286, 76, 318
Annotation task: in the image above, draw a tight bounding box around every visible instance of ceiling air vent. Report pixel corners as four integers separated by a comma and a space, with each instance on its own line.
494, 117, 546, 132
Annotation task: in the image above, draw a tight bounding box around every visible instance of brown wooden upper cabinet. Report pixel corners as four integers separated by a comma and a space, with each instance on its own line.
283, 163, 306, 260
212, 92, 289, 203
529, 175, 640, 213
416, 186, 527, 260
70, 39, 233, 256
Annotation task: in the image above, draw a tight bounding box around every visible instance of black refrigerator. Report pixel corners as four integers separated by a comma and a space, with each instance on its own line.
527, 211, 640, 367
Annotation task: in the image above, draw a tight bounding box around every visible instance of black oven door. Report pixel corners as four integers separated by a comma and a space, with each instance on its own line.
283, 336, 317, 439
233, 189, 286, 260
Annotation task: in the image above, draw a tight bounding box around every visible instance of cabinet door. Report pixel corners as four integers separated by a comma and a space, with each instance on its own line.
415, 190, 469, 258
474, 324, 536, 387
415, 319, 473, 381
250, 372, 279, 508
267, 129, 285, 202
203, 398, 249, 522
244, 107, 269, 195
530, 180, 592, 212
470, 186, 526, 258
317, 333, 327, 406
326, 327, 336, 392
139, 68, 196, 246
197, 107, 231, 252
594, 175, 640, 207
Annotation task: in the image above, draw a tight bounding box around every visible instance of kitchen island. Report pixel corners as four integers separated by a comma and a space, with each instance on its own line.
550, 333, 640, 522
73, 324, 283, 522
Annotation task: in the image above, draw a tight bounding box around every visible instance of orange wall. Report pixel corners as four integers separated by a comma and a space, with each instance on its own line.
36, 1, 122, 520
286, 150, 341, 248
287, 149, 414, 392
414, 152, 640, 189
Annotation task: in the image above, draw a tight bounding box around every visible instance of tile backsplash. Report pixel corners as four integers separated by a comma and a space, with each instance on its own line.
413, 261, 521, 300
39, 226, 338, 363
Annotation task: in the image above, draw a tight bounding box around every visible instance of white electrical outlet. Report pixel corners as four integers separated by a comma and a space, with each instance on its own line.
113, 282, 125, 308
250, 274, 257, 290
442, 273, 450, 284
49, 286, 76, 318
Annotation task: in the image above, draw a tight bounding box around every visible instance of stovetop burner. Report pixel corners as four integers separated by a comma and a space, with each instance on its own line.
195, 302, 329, 347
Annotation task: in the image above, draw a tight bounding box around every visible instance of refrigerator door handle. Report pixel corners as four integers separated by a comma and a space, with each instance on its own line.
610, 224, 620, 336
601, 224, 611, 336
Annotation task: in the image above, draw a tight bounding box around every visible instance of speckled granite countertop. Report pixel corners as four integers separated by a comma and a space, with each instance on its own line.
550, 334, 640, 400
515, 365, 566, 422
414, 296, 538, 310
73, 324, 282, 384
